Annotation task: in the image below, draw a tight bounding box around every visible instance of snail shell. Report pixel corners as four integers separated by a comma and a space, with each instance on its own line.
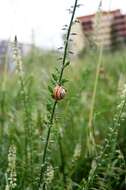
53, 85, 66, 100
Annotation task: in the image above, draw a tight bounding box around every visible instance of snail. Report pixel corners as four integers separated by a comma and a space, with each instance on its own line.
52, 85, 66, 100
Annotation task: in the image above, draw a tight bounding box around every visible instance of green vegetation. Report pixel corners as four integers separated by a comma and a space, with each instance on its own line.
0, 0, 126, 189
0, 46, 126, 190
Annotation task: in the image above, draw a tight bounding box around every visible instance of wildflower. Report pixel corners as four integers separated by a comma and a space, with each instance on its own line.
114, 83, 126, 125
12, 36, 24, 77
7, 145, 17, 189
44, 164, 54, 185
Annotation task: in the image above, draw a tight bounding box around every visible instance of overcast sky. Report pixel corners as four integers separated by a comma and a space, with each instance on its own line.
0, 0, 126, 48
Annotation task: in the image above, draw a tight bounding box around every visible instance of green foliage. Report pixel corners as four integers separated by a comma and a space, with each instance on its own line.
0, 2, 126, 190
0, 43, 126, 189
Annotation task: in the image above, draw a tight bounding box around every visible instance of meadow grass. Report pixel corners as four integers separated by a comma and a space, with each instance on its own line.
0, 46, 126, 189
0, 0, 126, 189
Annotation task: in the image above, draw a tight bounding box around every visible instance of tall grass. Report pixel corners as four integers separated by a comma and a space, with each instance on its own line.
0, 0, 126, 190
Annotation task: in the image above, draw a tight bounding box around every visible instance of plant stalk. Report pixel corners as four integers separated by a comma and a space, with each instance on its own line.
87, 44, 103, 154
38, 0, 78, 188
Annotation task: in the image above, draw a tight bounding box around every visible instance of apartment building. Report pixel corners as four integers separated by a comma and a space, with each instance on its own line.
70, 9, 126, 55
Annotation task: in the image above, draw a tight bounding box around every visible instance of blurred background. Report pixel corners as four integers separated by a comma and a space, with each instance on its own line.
0, 0, 126, 48
0, 1, 126, 189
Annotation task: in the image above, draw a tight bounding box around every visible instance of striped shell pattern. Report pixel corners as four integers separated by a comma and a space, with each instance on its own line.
53, 85, 66, 100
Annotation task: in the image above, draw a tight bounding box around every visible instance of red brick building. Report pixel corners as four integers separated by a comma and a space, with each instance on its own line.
71, 9, 126, 54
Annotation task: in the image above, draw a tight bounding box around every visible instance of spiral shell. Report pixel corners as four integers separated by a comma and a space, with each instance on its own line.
53, 85, 66, 100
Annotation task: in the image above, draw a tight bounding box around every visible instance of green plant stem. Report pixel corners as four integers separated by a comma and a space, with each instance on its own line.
38, 100, 57, 189
0, 90, 5, 136
0, 41, 8, 139
14, 37, 33, 187
59, 0, 78, 84
116, 98, 126, 127
87, 44, 103, 153
85, 94, 126, 190
58, 134, 66, 188
88, 45, 103, 129
38, 0, 78, 188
